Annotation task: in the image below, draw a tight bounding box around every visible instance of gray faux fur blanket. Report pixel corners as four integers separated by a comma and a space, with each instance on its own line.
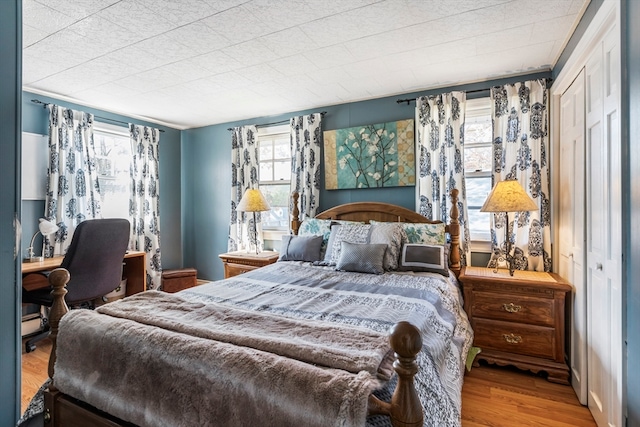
54, 291, 393, 427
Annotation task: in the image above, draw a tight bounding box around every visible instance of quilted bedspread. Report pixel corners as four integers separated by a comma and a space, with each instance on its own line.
54, 261, 472, 427
182, 261, 473, 427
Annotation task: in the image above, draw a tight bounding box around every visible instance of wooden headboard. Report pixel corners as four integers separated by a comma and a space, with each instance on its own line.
290, 189, 461, 276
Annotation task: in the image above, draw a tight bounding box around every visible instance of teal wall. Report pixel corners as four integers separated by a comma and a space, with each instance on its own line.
182, 72, 550, 281
20, 92, 184, 270
0, 1, 21, 424
624, 0, 640, 424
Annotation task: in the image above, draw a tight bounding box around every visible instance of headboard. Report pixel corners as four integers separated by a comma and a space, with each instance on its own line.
290, 189, 461, 276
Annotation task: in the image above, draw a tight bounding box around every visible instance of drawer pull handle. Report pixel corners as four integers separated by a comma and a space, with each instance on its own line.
503, 333, 522, 344
502, 303, 522, 313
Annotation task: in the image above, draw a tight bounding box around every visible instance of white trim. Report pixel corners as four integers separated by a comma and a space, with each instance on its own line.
551, 0, 617, 96
465, 97, 491, 117
25, 87, 179, 130
263, 229, 288, 241
469, 240, 492, 253
94, 121, 129, 136
257, 124, 289, 136
549, 0, 593, 67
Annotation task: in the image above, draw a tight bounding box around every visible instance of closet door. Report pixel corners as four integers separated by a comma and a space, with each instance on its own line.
585, 26, 622, 427
559, 69, 586, 405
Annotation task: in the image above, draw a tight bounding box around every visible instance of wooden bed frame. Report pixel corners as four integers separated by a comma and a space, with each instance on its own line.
42, 189, 461, 427
291, 188, 461, 277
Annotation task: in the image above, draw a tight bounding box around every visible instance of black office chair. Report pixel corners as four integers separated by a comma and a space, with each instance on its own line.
22, 218, 131, 353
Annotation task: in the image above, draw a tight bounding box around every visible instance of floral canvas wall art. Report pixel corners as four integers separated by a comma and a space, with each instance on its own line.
324, 119, 415, 190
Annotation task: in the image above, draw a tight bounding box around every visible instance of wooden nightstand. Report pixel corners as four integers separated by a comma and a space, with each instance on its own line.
459, 266, 571, 384
219, 251, 279, 279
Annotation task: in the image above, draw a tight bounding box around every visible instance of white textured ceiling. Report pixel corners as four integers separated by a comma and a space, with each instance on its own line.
23, 0, 589, 130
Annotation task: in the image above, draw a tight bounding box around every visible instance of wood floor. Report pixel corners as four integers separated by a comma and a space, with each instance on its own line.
21, 338, 596, 426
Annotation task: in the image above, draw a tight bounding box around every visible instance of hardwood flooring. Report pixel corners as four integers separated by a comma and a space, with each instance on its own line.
21, 337, 51, 413
21, 339, 596, 426
461, 363, 596, 426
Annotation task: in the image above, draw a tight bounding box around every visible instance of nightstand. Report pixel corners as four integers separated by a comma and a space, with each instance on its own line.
459, 266, 571, 384
219, 251, 279, 279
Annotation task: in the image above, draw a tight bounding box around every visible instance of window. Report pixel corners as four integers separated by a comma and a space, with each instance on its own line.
464, 98, 493, 242
257, 125, 290, 230
94, 123, 131, 219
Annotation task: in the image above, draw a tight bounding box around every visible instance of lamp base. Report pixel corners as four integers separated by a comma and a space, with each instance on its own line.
24, 256, 44, 263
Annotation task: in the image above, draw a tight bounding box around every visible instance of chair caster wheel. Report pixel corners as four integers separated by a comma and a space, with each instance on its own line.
25, 343, 36, 353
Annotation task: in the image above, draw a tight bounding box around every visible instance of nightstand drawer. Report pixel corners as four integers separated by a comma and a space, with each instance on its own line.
471, 291, 555, 326
219, 251, 280, 279
473, 318, 556, 359
225, 262, 258, 278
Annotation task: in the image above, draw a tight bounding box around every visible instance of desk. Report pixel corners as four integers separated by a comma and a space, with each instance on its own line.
22, 251, 147, 296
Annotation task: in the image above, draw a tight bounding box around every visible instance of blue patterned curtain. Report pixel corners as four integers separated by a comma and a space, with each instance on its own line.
229, 125, 261, 252
43, 105, 101, 256
488, 79, 551, 272
290, 113, 322, 221
415, 92, 471, 266
129, 124, 162, 289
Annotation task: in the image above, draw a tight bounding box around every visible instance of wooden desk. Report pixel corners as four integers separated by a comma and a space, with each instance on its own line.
22, 251, 147, 296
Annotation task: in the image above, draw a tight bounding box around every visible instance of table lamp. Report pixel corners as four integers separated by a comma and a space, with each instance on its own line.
25, 218, 59, 263
236, 188, 271, 254
480, 179, 538, 276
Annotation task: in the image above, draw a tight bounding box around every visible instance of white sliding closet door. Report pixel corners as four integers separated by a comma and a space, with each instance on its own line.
585, 25, 622, 427
559, 69, 586, 405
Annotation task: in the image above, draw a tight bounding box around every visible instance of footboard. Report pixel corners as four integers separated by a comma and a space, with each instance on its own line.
43, 268, 424, 427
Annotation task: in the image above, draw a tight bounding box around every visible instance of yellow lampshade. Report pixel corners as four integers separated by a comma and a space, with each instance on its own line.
480, 180, 538, 213
237, 188, 271, 213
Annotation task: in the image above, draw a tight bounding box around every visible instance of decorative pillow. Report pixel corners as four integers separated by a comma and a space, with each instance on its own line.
322, 223, 340, 263
369, 223, 406, 271
328, 223, 372, 265
278, 235, 324, 262
299, 218, 363, 260
335, 242, 386, 274
298, 218, 332, 240
398, 243, 449, 276
402, 223, 446, 245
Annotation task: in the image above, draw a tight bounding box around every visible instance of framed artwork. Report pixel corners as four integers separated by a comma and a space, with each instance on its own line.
324, 119, 415, 190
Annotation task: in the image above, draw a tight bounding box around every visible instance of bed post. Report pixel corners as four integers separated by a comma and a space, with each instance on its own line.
291, 192, 301, 235
368, 321, 423, 427
448, 189, 461, 276
46, 268, 70, 383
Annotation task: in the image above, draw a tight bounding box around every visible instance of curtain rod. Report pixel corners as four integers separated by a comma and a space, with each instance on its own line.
396, 78, 554, 105
396, 88, 491, 105
30, 99, 165, 132
226, 111, 327, 131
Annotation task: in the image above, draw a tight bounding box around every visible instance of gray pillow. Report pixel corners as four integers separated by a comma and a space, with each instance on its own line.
278, 235, 324, 262
335, 242, 386, 274
328, 223, 372, 265
398, 243, 449, 276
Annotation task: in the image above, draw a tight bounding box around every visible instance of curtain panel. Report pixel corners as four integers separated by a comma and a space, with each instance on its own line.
415, 92, 471, 267
290, 113, 322, 221
44, 105, 101, 256
488, 79, 551, 272
129, 124, 162, 290
229, 125, 262, 252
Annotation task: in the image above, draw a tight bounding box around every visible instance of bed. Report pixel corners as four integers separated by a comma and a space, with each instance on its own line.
41, 189, 472, 427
